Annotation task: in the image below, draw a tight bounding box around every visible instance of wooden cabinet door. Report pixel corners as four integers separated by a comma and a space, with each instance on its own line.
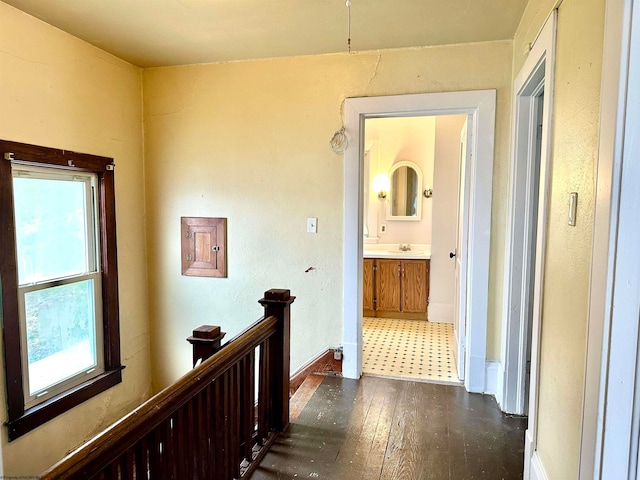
363, 258, 376, 316
401, 260, 428, 313
376, 259, 401, 313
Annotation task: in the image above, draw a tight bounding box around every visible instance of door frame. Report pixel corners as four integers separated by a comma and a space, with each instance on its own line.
455, 118, 471, 382
341, 90, 496, 393
501, 11, 556, 421
583, 0, 640, 476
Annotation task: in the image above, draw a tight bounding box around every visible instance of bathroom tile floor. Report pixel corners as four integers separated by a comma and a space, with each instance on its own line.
362, 317, 461, 384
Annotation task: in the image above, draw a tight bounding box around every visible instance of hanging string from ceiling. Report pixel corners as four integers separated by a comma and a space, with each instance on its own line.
346, 0, 352, 53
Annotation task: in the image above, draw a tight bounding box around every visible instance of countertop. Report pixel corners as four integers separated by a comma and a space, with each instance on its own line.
363, 243, 431, 260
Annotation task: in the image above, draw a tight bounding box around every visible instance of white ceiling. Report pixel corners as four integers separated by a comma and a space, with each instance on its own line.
2, 0, 528, 68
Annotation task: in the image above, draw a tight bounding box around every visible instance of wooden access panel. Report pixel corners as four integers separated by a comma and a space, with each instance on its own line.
181, 217, 227, 277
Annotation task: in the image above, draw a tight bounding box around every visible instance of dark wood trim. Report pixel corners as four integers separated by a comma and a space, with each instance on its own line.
289, 349, 342, 397
259, 289, 295, 432
7, 368, 124, 441
0, 139, 122, 440
374, 310, 428, 321
40, 290, 295, 480
99, 169, 122, 371
240, 432, 278, 479
0, 143, 25, 422
0, 140, 114, 172
41, 314, 281, 479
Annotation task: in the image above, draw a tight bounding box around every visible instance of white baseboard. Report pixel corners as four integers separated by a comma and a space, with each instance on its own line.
524, 429, 549, 480
427, 303, 454, 323
484, 361, 500, 395
524, 430, 532, 480
531, 452, 549, 480
467, 353, 486, 393
495, 361, 505, 407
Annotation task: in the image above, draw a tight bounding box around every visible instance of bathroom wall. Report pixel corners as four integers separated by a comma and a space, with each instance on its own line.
364, 116, 436, 245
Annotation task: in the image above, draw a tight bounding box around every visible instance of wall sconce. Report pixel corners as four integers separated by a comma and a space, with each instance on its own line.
372, 174, 390, 199
423, 185, 433, 198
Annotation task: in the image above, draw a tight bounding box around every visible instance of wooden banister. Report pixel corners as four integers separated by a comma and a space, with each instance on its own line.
41, 289, 295, 480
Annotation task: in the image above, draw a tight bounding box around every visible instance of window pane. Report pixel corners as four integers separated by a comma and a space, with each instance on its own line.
25, 280, 97, 395
13, 176, 91, 284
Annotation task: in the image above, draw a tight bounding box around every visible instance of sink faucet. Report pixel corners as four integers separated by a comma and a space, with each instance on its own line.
399, 243, 411, 251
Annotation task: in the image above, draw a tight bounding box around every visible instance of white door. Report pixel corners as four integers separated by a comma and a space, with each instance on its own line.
454, 118, 471, 381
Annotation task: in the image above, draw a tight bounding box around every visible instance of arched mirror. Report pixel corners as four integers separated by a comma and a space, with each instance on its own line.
389, 161, 422, 220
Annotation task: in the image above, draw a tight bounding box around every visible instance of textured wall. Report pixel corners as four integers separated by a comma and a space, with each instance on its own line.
512, 0, 606, 477
0, 3, 151, 476
143, 41, 513, 391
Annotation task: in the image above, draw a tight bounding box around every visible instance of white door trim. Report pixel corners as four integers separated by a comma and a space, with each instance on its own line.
341, 90, 496, 394
586, 0, 640, 477
501, 12, 557, 419
455, 118, 471, 382
500, 12, 557, 479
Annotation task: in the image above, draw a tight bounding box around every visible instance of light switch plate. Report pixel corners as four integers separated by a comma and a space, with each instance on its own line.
568, 192, 578, 226
307, 217, 318, 233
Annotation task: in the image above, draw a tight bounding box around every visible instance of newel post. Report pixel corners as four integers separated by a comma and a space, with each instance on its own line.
186, 325, 226, 367
259, 289, 295, 431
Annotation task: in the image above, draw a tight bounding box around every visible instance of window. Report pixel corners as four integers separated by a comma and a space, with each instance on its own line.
0, 140, 122, 440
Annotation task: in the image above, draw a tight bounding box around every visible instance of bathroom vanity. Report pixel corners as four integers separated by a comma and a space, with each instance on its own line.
363, 245, 430, 320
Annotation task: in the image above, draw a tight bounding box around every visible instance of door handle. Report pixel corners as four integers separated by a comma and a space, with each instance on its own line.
449, 252, 456, 258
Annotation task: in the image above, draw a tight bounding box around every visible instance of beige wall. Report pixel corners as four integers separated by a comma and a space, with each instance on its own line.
0, 3, 151, 476
143, 40, 513, 390
0, 0, 610, 476
513, 0, 605, 477
364, 116, 435, 245
430, 115, 467, 323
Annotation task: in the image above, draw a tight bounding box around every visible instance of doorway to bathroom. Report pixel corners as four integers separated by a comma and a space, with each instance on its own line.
341, 91, 496, 395
361, 114, 467, 384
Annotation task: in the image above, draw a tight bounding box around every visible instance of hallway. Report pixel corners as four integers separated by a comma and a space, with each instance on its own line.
251, 375, 527, 479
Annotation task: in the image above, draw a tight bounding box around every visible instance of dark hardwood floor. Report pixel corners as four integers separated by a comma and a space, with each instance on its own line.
251, 375, 527, 480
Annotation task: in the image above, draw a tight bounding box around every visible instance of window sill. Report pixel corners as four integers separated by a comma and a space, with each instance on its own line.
7, 367, 124, 441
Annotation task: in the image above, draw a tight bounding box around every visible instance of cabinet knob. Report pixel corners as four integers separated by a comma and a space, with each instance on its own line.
449, 252, 456, 258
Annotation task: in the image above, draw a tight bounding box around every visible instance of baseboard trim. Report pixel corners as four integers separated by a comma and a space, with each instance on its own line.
290, 348, 342, 396
531, 452, 549, 480
524, 429, 549, 480
495, 361, 505, 407
467, 353, 486, 393
427, 302, 454, 323
484, 360, 500, 395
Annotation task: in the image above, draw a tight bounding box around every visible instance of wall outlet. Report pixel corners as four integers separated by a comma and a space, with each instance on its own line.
380, 223, 387, 234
